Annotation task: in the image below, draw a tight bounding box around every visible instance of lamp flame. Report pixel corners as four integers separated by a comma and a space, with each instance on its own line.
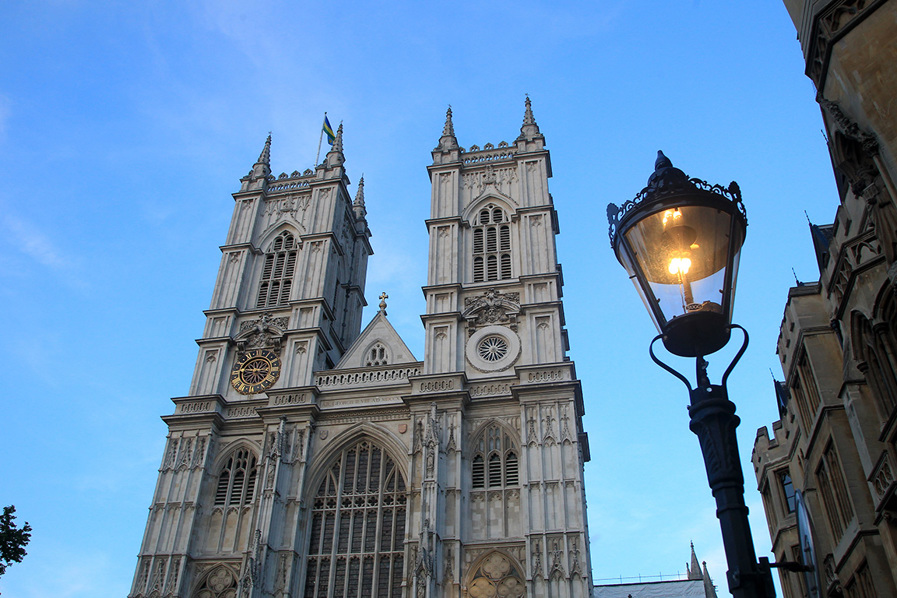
669, 257, 692, 275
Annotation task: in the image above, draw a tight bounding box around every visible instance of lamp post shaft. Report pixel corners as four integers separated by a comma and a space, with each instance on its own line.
689, 382, 774, 598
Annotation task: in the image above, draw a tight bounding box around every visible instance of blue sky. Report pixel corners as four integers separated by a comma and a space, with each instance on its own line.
0, 1, 835, 596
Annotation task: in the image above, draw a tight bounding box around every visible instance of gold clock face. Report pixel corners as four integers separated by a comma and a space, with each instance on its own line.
230, 349, 281, 395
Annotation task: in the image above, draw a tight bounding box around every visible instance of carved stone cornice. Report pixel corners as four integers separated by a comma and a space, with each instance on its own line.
805, 0, 884, 91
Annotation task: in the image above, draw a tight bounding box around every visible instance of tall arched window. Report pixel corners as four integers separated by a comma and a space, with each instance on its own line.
856, 313, 897, 417
257, 231, 298, 308
304, 439, 406, 598
471, 424, 519, 489
472, 205, 512, 282
214, 448, 258, 507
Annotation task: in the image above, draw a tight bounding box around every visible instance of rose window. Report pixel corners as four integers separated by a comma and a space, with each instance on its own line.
478, 336, 508, 362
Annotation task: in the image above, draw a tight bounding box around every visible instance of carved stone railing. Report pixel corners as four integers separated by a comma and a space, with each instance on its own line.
315, 364, 422, 389
268, 179, 311, 193
462, 142, 516, 165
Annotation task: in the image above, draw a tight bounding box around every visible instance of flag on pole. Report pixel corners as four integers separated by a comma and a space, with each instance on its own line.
323, 115, 336, 145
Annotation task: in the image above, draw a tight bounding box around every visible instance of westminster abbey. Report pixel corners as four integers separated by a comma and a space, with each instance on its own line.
128, 100, 593, 598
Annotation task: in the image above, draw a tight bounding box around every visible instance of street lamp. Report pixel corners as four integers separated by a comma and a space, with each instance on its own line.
607, 152, 775, 598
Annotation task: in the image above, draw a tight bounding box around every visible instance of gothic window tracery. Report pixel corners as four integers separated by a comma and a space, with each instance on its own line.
857, 315, 897, 416
257, 231, 298, 308
471, 424, 519, 489
467, 552, 526, 598
816, 441, 854, 540
365, 343, 389, 366
854, 296, 897, 420
193, 565, 238, 598
790, 349, 822, 432
214, 448, 258, 507
304, 439, 406, 598
472, 205, 512, 282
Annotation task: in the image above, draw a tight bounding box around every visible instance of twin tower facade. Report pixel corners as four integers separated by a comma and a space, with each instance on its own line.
129, 101, 593, 598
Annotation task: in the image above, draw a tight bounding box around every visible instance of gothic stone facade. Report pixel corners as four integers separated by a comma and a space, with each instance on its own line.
129, 102, 593, 598
752, 2, 897, 597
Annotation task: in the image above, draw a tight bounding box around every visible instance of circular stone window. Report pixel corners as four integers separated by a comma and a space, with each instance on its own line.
478, 336, 508, 361
466, 325, 520, 372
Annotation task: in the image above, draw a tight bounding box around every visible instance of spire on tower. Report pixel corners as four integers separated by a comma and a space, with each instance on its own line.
523, 95, 536, 126
353, 176, 367, 220
333, 123, 344, 153
516, 95, 544, 146
686, 542, 703, 580
443, 105, 455, 137
324, 123, 346, 173
249, 133, 272, 181
434, 105, 460, 152
701, 561, 718, 598
257, 133, 271, 166
354, 176, 365, 206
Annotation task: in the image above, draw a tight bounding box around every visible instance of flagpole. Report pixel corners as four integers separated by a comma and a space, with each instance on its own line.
315, 112, 327, 166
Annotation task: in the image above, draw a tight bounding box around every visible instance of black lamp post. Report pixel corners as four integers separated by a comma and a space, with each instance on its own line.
607, 152, 775, 598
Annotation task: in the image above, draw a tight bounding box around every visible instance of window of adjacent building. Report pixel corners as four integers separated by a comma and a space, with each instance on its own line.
856, 309, 897, 419
796, 352, 821, 413
845, 561, 876, 598
779, 471, 796, 514
304, 439, 406, 598
790, 349, 822, 433
790, 376, 813, 433
471, 424, 519, 489
472, 205, 512, 282
816, 441, 854, 540
257, 231, 298, 308
214, 448, 258, 506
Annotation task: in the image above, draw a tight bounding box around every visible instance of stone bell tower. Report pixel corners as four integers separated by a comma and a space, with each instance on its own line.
411, 99, 593, 597
128, 127, 374, 598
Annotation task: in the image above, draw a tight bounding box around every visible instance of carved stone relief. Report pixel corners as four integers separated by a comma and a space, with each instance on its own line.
548, 538, 566, 580
463, 288, 521, 335
531, 538, 544, 579
237, 313, 288, 351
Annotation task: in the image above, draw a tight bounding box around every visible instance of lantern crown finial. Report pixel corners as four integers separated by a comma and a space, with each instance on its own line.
646, 150, 688, 190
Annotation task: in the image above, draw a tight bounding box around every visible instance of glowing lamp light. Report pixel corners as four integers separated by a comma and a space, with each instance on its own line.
607, 152, 747, 357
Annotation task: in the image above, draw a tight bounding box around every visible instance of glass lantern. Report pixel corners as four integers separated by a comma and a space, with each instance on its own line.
608, 152, 747, 357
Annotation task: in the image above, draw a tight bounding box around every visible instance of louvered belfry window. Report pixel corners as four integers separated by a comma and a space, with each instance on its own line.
304, 440, 406, 598
472, 206, 512, 282
214, 448, 258, 506
257, 232, 298, 308
471, 424, 519, 489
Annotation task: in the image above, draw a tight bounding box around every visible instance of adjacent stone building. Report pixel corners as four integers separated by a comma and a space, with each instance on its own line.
128, 101, 593, 598
752, 1, 897, 597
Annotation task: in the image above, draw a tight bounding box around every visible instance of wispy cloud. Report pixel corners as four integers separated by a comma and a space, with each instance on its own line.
0, 212, 67, 269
